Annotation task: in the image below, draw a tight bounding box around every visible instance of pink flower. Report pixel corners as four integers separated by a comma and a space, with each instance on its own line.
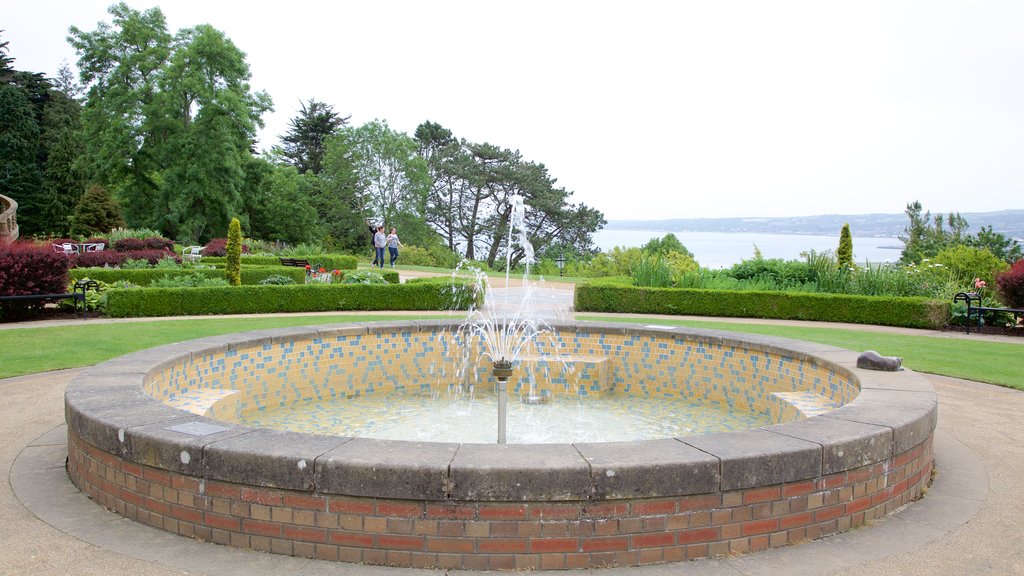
974, 278, 986, 289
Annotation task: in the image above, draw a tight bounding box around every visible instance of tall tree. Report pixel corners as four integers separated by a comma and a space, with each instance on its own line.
38, 90, 85, 235
70, 4, 272, 242
280, 99, 349, 175
0, 84, 44, 235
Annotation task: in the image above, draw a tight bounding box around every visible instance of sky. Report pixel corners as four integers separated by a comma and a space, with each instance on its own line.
4, 0, 1024, 221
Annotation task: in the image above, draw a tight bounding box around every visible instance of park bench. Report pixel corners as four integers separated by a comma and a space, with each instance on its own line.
0, 279, 99, 320
279, 258, 311, 268
953, 292, 1024, 334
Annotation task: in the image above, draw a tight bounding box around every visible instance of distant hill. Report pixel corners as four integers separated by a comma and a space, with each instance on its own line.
606, 209, 1024, 239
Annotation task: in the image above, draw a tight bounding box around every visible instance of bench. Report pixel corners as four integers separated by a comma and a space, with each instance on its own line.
279, 258, 310, 268
953, 292, 1024, 334
0, 279, 99, 320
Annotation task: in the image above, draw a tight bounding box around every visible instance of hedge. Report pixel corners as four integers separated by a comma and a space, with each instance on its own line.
202, 254, 359, 270
103, 281, 482, 317
71, 267, 307, 286
574, 280, 949, 329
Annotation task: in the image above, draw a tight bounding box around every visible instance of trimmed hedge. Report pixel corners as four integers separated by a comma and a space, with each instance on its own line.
574, 280, 949, 329
71, 267, 307, 286
202, 254, 359, 270
103, 281, 482, 317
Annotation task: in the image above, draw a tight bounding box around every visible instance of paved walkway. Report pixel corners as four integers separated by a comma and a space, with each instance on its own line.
2, 281, 1023, 575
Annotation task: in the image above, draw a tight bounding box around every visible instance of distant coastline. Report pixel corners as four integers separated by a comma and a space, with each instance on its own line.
604, 208, 1024, 240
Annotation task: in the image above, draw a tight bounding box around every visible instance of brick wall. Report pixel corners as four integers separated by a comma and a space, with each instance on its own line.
67, 431, 933, 570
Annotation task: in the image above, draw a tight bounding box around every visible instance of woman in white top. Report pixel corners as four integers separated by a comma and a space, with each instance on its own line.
386, 228, 402, 267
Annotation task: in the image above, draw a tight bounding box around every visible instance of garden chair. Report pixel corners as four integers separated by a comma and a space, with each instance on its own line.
183, 246, 204, 262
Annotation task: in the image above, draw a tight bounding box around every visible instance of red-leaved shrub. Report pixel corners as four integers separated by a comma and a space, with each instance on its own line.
72, 251, 125, 268
203, 238, 250, 257
0, 242, 72, 319
113, 238, 146, 252
995, 259, 1024, 309
121, 250, 181, 266
86, 237, 109, 248
143, 237, 174, 251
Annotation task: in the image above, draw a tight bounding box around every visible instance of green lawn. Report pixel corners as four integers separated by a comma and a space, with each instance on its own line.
0, 314, 445, 379
579, 315, 1024, 391
3, 313, 1021, 392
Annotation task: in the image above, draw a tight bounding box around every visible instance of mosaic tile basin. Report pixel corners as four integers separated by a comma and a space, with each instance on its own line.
64, 320, 937, 569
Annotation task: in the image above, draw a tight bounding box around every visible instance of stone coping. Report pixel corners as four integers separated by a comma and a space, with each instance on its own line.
64, 321, 937, 502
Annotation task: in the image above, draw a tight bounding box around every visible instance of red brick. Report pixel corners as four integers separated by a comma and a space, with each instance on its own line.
377, 502, 423, 517
377, 534, 424, 550
815, 505, 844, 523
583, 503, 629, 518
479, 505, 527, 520
632, 499, 676, 515
426, 537, 475, 553
743, 486, 781, 504
283, 525, 327, 542
678, 494, 722, 512
204, 482, 241, 499
142, 468, 172, 487
741, 518, 779, 536
779, 512, 813, 530
678, 527, 719, 544
170, 504, 203, 524
529, 505, 580, 520
205, 513, 241, 531
632, 532, 675, 548
329, 532, 373, 547
426, 505, 475, 519
329, 498, 373, 515
243, 519, 283, 537
783, 480, 815, 498
581, 536, 629, 552
240, 488, 282, 506
479, 538, 528, 553
846, 496, 872, 514
283, 494, 326, 511
531, 538, 579, 553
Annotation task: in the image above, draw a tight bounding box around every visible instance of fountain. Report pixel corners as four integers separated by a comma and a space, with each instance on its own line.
63, 196, 937, 569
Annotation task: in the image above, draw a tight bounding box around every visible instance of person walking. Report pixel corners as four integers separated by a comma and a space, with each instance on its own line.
386, 227, 402, 267
366, 219, 379, 266
373, 225, 387, 269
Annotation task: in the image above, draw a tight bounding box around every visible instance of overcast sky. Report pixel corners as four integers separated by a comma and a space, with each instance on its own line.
5, 1, 1023, 221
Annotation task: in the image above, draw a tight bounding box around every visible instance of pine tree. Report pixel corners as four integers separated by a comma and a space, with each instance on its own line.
280, 99, 349, 174
0, 84, 44, 233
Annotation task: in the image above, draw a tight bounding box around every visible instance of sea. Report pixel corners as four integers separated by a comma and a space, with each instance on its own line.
592, 229, 903, 269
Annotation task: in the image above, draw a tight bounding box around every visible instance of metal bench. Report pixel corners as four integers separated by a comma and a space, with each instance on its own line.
0, 280, 99, 320
953, 292, 1024, 334
279, 258, 311, 268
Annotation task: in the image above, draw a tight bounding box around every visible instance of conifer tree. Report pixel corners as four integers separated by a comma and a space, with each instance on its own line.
225, 217, 242, 286
837, 224, 853, 269
70, 184, 125, 236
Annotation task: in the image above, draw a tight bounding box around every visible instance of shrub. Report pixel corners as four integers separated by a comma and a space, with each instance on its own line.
632, 254, 673, 288
106, 228, 164, 243
0, 242, 72, 318
203, 237, 251, 257
150, 273, 231, 288
70, 266, 306, 286
225, 218, 242, 286
343, 270, 387, 285
120, 258, 150, 269
143, 236, 175, 251
70, 184, 125, 237
71, 250, 124, 268
120, 250, 180, 266
257, 274, 297, 285
574, 280, 948, 329
933, 244, 1009, 287
996, 259, 1024, 309
113, 238, 145, 252
153, 256, 182, 269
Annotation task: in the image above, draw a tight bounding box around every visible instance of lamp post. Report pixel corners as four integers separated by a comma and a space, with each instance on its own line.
555, 254, 566, 277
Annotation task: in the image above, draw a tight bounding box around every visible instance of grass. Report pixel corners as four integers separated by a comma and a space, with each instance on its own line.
0, 314, 447, 379
578, 315, 1024, 391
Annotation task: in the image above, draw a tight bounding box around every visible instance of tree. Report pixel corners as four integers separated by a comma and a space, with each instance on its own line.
0, 84, 44, 235
837, 224, 853, 269
38, 90, 85, 235
899, 201, 969, 264
246, 156, 321, 245
70, 4, 272, 242
642, 233, 693, 258
70, 184, 125, 236
225, 217, 242, 286
279, 99, 349, 175
969, 225, 1022, 264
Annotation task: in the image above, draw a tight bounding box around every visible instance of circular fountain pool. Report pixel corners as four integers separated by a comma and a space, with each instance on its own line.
65, 320, 937, 570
